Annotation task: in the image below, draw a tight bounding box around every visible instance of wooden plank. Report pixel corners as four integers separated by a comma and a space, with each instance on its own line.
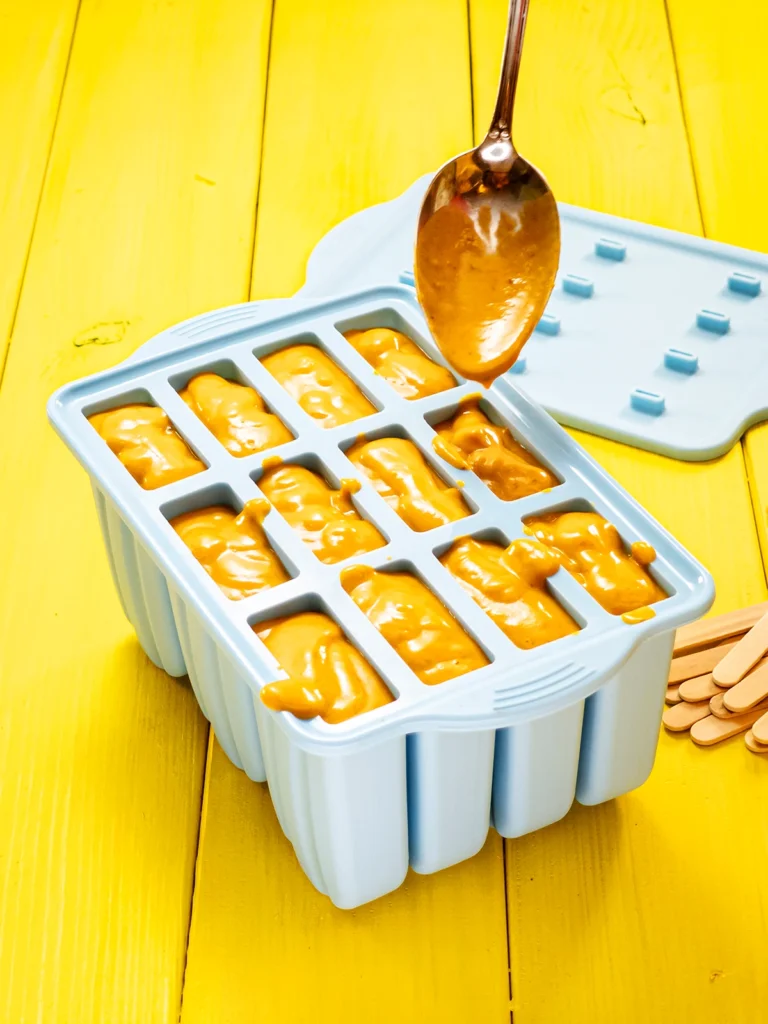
470, 0, 700, 228
0, 0, 79, 372
470, 2, 768, 1022
181, 2, 510, 1021
182, 740, 509, 1023
665, 0, 768, 249
251, 0, 475, 299
664, 0, 768, 579
0, 0, 274, 1020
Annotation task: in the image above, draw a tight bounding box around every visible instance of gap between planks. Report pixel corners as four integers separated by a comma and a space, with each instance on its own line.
0, 0, 83, 392
663, 0, 768, 597
178, 2, 278, 1019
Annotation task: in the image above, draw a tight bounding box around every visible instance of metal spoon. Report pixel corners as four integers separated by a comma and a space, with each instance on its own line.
414, 0, 560, 386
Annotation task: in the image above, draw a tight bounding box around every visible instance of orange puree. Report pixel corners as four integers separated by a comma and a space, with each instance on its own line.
415, 189, 560, 384
343, 327, 455, 400
441, 536, 578, 649
179, 372, 292, 456
525, 512, 666, 616
257, 612, 393, 723
433, 401, 556, 501
259, 464, 385, 564
171, 499, 288, 600
89, 404, 205, 490
346, 436, 469, 532
342, 565, 487, 684
261, 344, 375, 428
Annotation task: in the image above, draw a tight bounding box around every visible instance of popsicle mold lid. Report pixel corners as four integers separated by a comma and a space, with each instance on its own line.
301, 172, 768, 462
48, 285, 715, 756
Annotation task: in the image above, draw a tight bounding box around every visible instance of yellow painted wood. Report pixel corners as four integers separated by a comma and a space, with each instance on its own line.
666, 0, 768, 249
0, 0, 79, 372
665, 0, 768, 576
467, 2, 768, 1021
182, 740, 509, 1023
182, 2, 510, 1021
0, 0, 273, 1020
744, 426, 768, 572
250, 0, 474, 299
470, 0, 700, 229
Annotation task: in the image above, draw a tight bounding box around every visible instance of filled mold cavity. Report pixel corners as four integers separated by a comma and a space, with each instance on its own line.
168, 358, 294, 458
434, 528, 580, 650
85, 388, 206, 490
256, 333, 380, 429
160, 484, 295, 600
425, 396, 561, 502
523, 505, 670, 620
249, 594, 396, 724
253, 454, 387, 565
334, 308, 457, 401
340, 560, 491, 684
340, 425, 475, 531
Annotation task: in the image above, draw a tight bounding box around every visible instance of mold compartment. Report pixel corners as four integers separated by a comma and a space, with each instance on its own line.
433, 528, 581, 650
339, 425, 475, 532
253, 455, 388, 565
248, 593, 399, 724
168, 358, 294, 458
160, 483, 297, 601
340, 560, 492, 685
523, 505, 672, 619
333, 307, 457, 401
256, 333, 381, 429
425, 396, 561, 502
85, 388, 207, 491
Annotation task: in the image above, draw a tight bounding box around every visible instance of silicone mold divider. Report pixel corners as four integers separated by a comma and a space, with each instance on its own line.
48, 285, 714, 907
299, 173, 768, 461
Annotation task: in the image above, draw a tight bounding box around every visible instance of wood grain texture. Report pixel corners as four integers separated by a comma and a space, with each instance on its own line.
666, 0, 768, 585
181, 2, 510, 1021
666, 0, 768, 249
0, 0, 79, 373
250, 0, 474, 299
470, 0, 700, 228
0, 0, 274, 1019
470, 1, 768, 1021
182, 740, 509, 1023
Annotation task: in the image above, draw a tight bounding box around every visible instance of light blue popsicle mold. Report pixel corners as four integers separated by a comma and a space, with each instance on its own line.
300, 173, 768, 461
49, 286, 713, 908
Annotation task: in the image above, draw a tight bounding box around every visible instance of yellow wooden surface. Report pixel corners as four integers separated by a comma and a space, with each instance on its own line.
1, 1, 767, 1021
0, 0, 79, 371
472, 2, 768, 1020
666, 0, 768, 583
182, 3, 511, 1021
0, 0, 273, 1019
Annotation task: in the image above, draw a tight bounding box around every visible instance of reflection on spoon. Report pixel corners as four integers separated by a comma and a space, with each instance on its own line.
416, 183, 559, 384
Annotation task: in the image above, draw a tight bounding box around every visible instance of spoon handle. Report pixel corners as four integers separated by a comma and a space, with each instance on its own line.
489, 0, 530, 142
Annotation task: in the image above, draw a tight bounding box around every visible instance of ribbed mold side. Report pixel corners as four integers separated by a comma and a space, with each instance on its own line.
492, 702, 585, 839
576, 630, 674, 806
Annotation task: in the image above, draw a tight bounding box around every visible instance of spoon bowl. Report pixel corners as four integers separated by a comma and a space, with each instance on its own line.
414, 0, 560, 386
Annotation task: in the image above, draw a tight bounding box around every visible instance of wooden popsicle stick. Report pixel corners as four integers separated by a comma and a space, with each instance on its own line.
673, 601, 768, 656
662, 700, 711, 732
745, 730, 768, 754
665, 685, 682, 705
712, 611, 768, 686
751, 709, 768, 745
690, 707, 767, 746
709, 692, 768, 720
668, 640, 739, 685
678, 673, 725, 703
723, 658, 768, 713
